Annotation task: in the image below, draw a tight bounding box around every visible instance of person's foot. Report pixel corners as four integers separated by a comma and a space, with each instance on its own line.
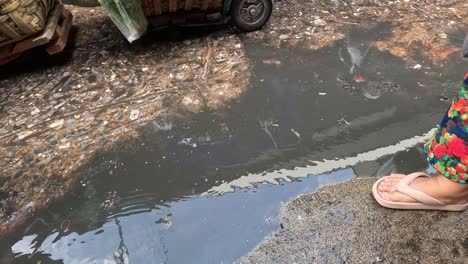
378, 174, 468, 205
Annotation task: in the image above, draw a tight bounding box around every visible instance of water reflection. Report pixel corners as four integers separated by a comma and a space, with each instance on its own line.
11, 170, 354, 263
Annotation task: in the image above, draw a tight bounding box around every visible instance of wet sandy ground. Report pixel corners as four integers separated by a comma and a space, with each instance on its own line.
0, 0, 468, 263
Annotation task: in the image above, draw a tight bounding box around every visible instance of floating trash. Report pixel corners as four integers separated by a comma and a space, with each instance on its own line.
361, 80, 400, 100
290, 129, 301, 140
155, 214, 173, 227
60, 219, 71, 230
439, 95, 451, 102
354, 76, 366, 83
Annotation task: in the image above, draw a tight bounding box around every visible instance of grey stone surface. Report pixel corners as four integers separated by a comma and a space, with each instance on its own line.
240, 178, 468, 263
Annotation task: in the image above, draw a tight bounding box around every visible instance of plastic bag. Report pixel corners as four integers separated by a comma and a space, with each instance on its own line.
98, 0, 148, 42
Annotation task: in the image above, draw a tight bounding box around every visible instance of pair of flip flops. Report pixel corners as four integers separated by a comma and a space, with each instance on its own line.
372, 172, 468, 211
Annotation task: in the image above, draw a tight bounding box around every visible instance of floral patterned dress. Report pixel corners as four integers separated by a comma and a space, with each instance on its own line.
425, 72, 468, 184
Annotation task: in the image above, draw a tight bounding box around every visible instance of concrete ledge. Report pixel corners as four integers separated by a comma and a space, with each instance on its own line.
240, 178, 468, 263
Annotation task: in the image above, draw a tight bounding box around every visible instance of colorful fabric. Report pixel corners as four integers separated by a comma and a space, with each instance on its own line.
425, 72, 468, 184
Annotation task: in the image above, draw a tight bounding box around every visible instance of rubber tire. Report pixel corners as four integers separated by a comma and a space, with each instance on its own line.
230, 0, 272, 32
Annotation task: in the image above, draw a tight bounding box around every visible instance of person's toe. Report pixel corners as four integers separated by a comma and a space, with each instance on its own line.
381, 190, 416, 203
378, 175, 405, 192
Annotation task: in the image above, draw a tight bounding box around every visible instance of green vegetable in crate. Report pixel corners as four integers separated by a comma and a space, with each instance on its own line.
98, 0, 148, 42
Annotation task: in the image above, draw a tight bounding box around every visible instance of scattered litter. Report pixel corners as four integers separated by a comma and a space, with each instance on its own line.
175, 72, 185, 81
262, 59, 281, 65
30, 108, 40, 115
361, 80, 400, 100
354, 76, 366, 83
439, 95, 451, 102
338, 117, 351, 125
259, 120, 279, 150
313, 18, 326, 26
291, 128, 301, 140
413, 64, 422, 70
2, 0, 464, 231
182, 97, 194, 105
50, 119, 64, 129
60, 219, 71, 230
102, 191, 120, 208
363, 91, 382, 100
59, 142, 71, 149
129, 109, 140, 121
339, 44, 370, 75
155, 214, 172, 226
178, 138, 198, 148
152, 120, 173, 131
197, 133, 212, 143
17, 131, 33, 140
318, 92, 327, 96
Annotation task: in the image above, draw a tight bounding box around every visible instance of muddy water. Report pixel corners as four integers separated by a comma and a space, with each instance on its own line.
2, 26, 468, 263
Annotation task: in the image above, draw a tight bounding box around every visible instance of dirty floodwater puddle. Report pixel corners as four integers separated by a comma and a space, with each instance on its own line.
2, 26, 468, 263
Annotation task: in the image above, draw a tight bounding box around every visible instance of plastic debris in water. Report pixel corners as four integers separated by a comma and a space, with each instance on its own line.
178, 138, 197, 148
152, 120, 173, 131
318, 92, 327, 96
291, 128, 301, 140
338, 117, 351, 125
354, 76, 366, 83
61, 219, 71, 230
339, 44, 370, 75
439, 95, 450, 102
259, 120, 278, 150
156, 214, 172, 227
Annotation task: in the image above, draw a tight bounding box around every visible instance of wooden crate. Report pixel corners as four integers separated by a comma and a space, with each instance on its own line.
142, 0, 223, 17
0, 4, 73, 63
0, 0, 56, 47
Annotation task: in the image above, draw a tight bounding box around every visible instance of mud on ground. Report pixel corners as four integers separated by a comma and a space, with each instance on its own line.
0, 0, 467, 235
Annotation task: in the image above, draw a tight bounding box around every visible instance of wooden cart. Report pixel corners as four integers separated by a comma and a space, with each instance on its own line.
0, 0, 272, 65
143, 0, 272, 32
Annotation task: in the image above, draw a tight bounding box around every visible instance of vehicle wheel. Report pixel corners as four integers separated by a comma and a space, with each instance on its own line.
230, 0, 272, 32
